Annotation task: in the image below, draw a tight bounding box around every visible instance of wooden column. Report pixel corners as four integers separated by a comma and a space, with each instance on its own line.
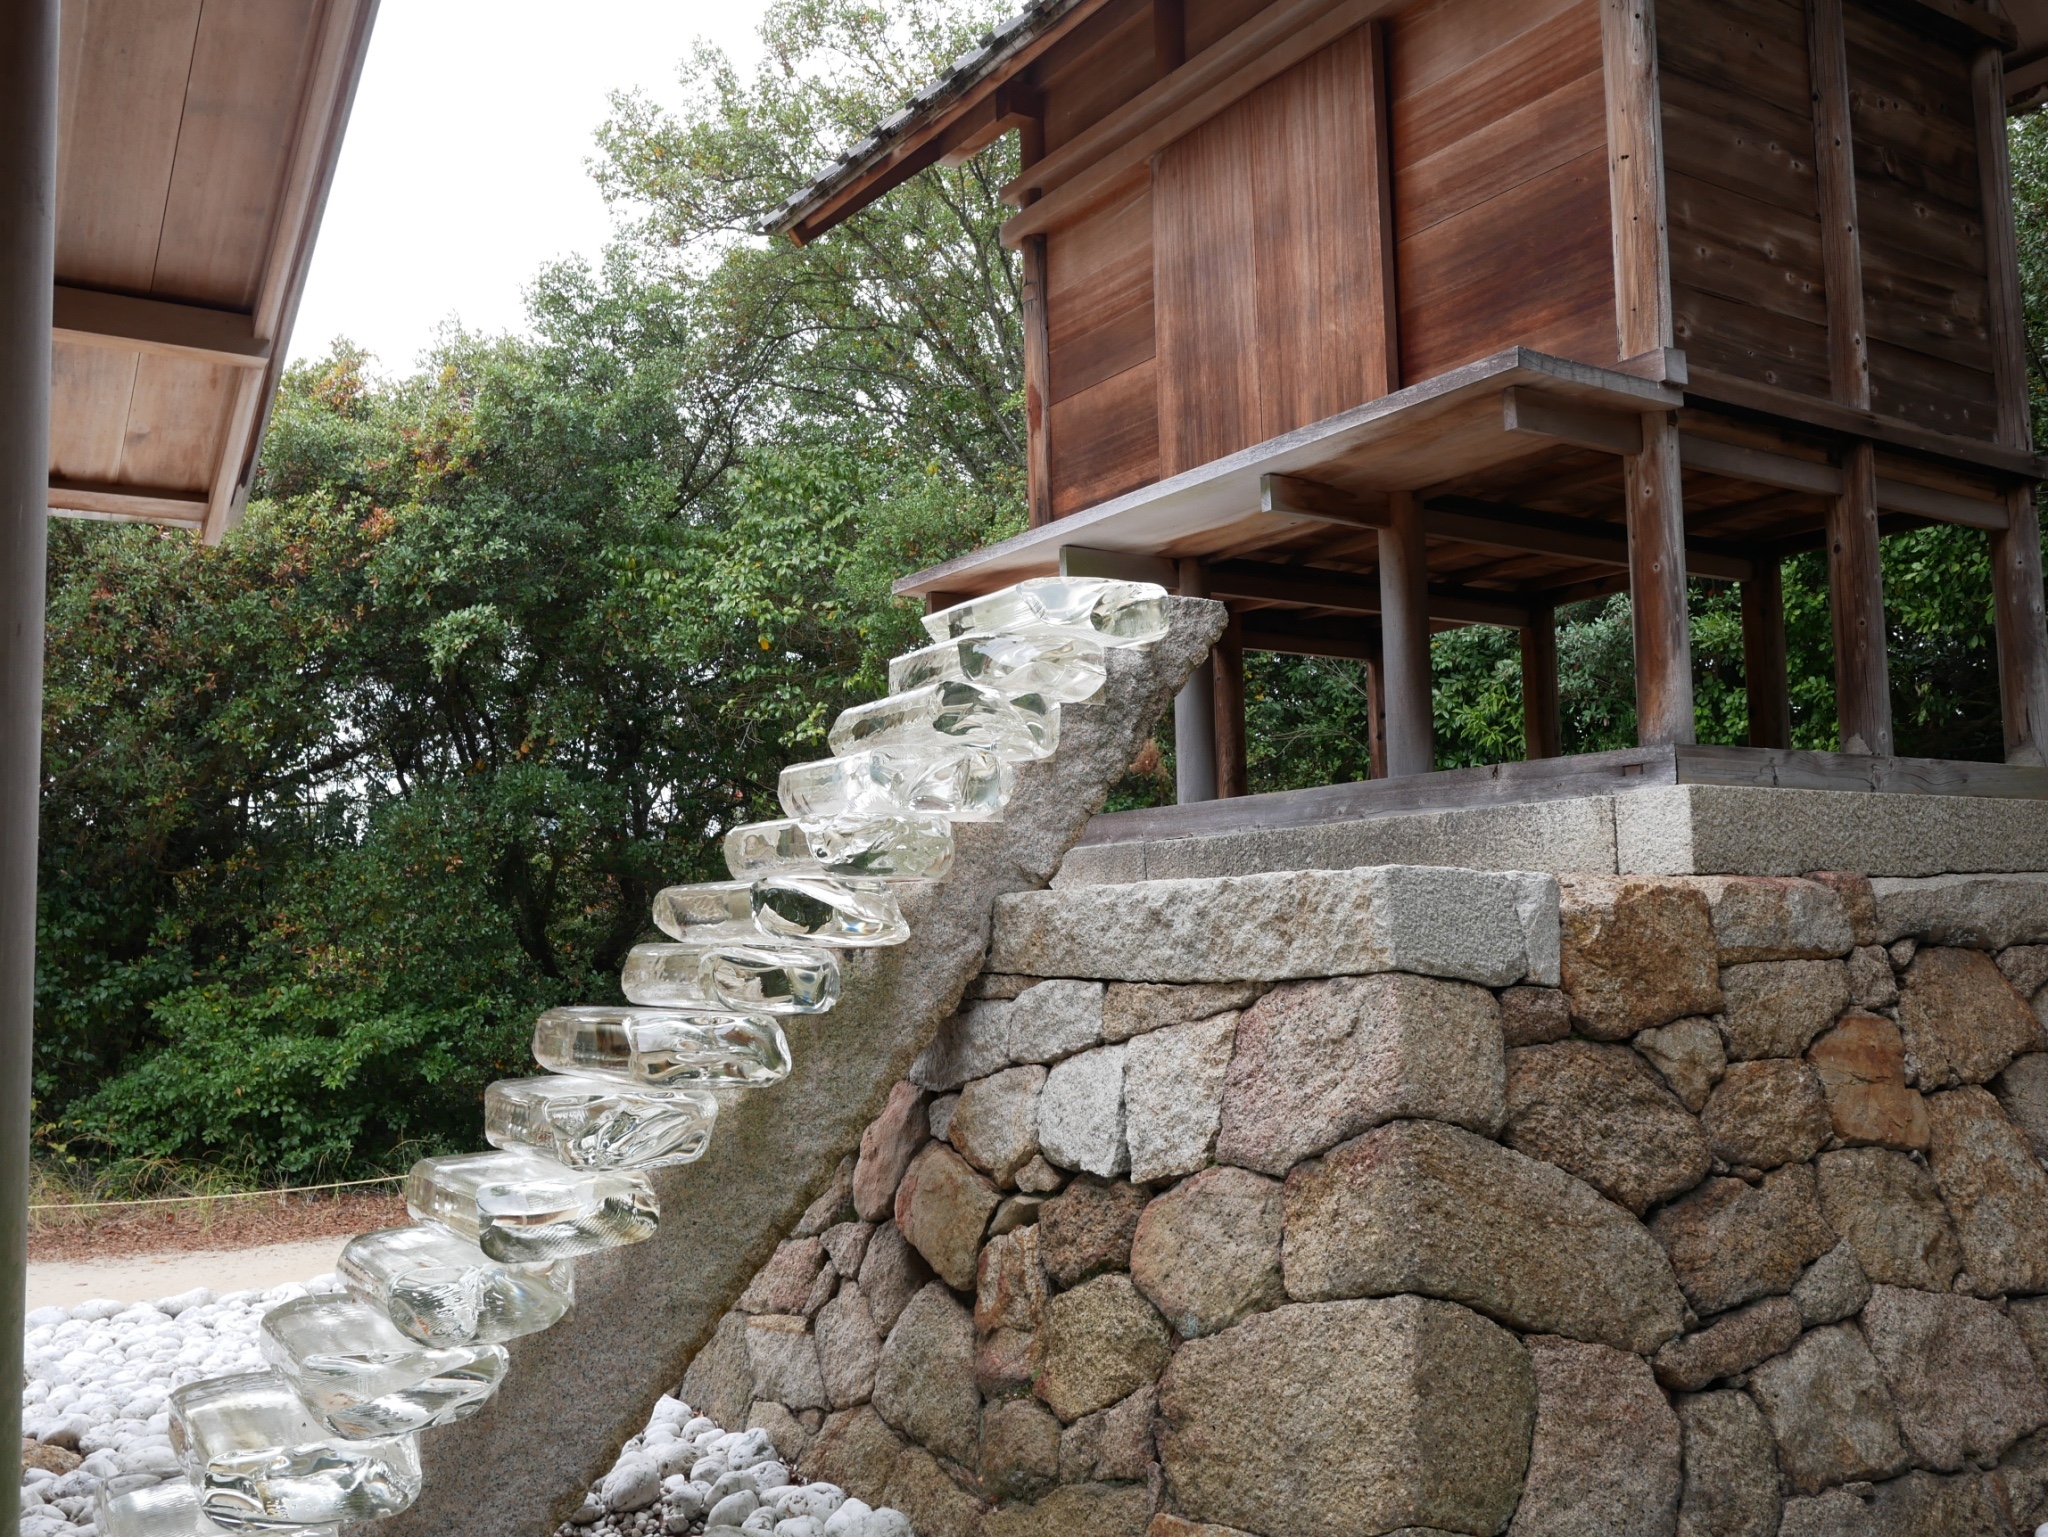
1742, 557, 1794, 750
1378, 491, 1434, 775
1018, 108, 1052, 528
1602, 0, 1673, 362
1212, 610, 1248, 798
1976, 44, 2048, 764
1625, 412, 1696, 745
1810, 0, 1870, 409
1827, 441, 1892, 756
1521, 607, 1562, 760
0, 0, 58, 1510
1364, 630, 1389, 780
1175, 558, 1218, 802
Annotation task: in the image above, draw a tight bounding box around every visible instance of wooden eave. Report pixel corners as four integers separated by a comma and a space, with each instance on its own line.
892, 348, 2027, 636
49, 0, 379, 542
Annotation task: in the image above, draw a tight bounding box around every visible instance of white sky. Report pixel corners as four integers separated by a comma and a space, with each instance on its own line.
288, 1, 774, 374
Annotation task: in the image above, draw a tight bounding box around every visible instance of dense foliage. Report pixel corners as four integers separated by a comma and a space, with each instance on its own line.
31, 2, 2048, 1177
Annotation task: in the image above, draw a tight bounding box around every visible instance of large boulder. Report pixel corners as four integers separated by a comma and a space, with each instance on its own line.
1129, 1166, 1285, 1339
1557, 876, 1722, 1039
1283, 1119, 1686, 1354
1038, 1176, 1147, 1288
1651, 1296, 1802, 1394
1123, 1012, 1238, 1184
1215, 973, 1506, 1177
1506, 1336, 1680, 1537
854, 1082, 932, 1219
1814, 1147, 1963, 1292
1926, 1086, 2048, 1295
1648, 1165, 1837, 1318
1699, 1060, 1831, 1169
950, 1065, 1047, 1187
1897, 947, 2045, 1089
1033, 1275, 1174, 1424
1806, 1012, 1929, 1150
1006, 978, 1107, 1064
1673, 1390, 1781, 1537
894, 1141, 1000, 1291
1040, 1044, 1129, 1177
1747, 1324, 1910, 1495
1683, 876, 1856, 962
1860, 1284, 2048, 1471
1101, 980, 1265, 1042
980, 1483, 1154, 1537
1718, 960, 1851, 1061
1156, 1297, 1535, 1537
871, 1283, 980, 1465
1777, 1469, 2016, 1537
1503, 1040, 1709, 1214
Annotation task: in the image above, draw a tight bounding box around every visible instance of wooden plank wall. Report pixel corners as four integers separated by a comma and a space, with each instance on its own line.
1842, 4, 1997, 439
1658, 0, 1830, 395
1046, 182, 1161, 514
1387, 0, 1614, 381
1154, 23, 1391, 473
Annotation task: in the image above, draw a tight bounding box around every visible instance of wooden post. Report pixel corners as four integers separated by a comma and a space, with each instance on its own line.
1810, 0, 1871, 409
1602, 0, 1673, 360
1975, 44, 2048, 764
1742, 556, 1794, 750
1378, 491, 1433, 775
1521, 607, 1562, 760
1827, 440, 1892, 756
0, 0, 58, 1514
1625, 411, 1695, 745
1364, 629, 1389, 780
1018, 106, 1052, 529
1175, 558, 1218, 802
1213, 610, 1248, 797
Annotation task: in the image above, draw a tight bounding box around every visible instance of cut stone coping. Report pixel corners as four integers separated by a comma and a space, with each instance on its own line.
348, 597, 1227, 1537
989, 864, 1560, 987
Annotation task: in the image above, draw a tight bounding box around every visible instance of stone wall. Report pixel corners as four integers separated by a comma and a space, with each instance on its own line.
679, 863, 2048, 1537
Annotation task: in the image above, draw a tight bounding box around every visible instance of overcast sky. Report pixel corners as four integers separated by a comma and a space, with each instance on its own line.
289, 1, 773, 374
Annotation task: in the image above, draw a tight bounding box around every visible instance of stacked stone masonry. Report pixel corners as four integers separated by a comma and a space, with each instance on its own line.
679, 865, 2048, 1537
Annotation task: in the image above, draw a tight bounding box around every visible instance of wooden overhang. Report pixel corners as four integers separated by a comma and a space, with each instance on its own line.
49, 0, 379, 543
887, 347, 2035, 656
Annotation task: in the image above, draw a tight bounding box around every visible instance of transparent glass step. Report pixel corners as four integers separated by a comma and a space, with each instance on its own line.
485, 1073, 718, 1170
651, 876, 908, 947
259, 1295, 508, 1439
403, 1149, 658, 1262
922, 576, 1169, 646
723, 813, 953, 882
532, 1004, 792, 1088
889, 630, 1107, 704
828, 678, 1056, 762
96, 1477, 317, 1537
168, 1369, 421, 1528
621, 940, 840, 1013
338, 1225, 572, 1348
777, 745, 1012, 823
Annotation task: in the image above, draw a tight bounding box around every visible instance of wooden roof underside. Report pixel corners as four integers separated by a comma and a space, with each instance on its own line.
49, 0, 378, 543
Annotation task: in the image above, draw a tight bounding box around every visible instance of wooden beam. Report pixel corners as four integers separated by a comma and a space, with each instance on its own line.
1001, 0, 1389, 242
1502, 387, 1644, 455
1681, 432, 2009, 528
52, 285, 267, 369
1742, 557, 1793, 750
1522, 607, 1563, 760
1060, 545, 1178, 585
48, 479, 206, 526
1240, 620, 1380, 661
1977, 45, 2032, 454
1154, 0, 1187, 77
1213, 609, 1248, 797
1992, 488, 2048, 765
1260, 472, 1390, 528
1827, 441, 1893, 756
1810, 0, 1871, 410
1204, 560, 1532, 629
1602, 0, 1673, 359
935, 83, 1042, 168
1424, 495, 1753, 582
1022, 234, 1052, 528
1626, 411, 1696, 745
1684, 366, 2048, 480
1885, 0, 2017, 49
1379, 490, 1434, 775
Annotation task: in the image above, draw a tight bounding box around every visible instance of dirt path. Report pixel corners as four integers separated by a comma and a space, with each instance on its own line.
26, 1237, 351, 1310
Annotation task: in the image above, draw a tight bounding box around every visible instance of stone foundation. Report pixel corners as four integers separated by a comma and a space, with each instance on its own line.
687, 863, 2048, 1537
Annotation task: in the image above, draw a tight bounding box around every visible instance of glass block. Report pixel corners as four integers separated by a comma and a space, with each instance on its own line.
620, 940, 839, 1013
827, 679, 1056, 762
485, 1073, 718, 1170
168, 1369, 421, 1528
889, 630, 1107, 704
96, 1478, 276, 1537
778, 746, 1012, 823
650, 879, 756, 943
531, 1004, 792, 1088
338, 1226, 571, 1348
753, 874, 909, 946
921, 576, 1169, 646
724, 814, 953, 882
403, 1149, 658, 1263
259, 1295, 507, 1439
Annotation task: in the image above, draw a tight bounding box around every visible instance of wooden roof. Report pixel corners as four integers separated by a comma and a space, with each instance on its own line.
49, 0, 378, 542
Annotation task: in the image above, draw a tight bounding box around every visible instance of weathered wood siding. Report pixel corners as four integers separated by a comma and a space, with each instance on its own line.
1046, 181, 1159, 515
1387, 0, 1614, 381
1843, 3, 1996, 438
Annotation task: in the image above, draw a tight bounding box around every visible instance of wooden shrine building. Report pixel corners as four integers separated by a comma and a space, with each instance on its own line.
768, 0, 2048, 815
